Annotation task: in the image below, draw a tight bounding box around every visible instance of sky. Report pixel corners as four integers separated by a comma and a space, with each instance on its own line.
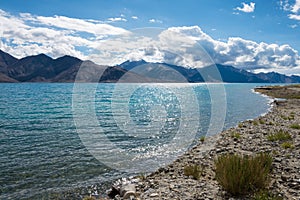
0, 0, 300, 75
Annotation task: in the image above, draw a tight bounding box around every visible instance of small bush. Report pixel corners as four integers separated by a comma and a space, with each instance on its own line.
199, 136, 205, 143
215, 153, 272, 196
288, 114, 295, 120
280, 115, 288, 120
253, 121, 259, 126
259, 119, 266, 124
272, 150, 279, 155
281, 142, 294, 149
253, 190, 283, 200
184, 164, 203, 180
137, 172, 147, 180
82, 196, 96, 200
267, 130, 291, 142
231, 132, 241, 139
290, 124, 300, 129
267, 121, 274, 126
238, 123, 243, 128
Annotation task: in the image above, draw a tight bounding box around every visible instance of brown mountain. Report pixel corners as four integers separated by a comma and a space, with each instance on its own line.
0, 50, 18, 69
1, 49, 300, 83
0, 50, 155, 83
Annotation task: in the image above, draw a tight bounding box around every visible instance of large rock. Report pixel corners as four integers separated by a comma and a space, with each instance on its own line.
120, 183, 136, 199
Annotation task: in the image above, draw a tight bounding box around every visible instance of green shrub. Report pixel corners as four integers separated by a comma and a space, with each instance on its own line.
137, 172, 147, 180
290, 124, 300, 129
184, 164, 203, 180
238, 123, 243, 128
253, 190, 283, 200
281, 142, 294, 149
288, 114, 295, 120
199, 136, 205, 143
267, 121, 274, 126
82, 196, 96, 200
215, 153, 272, 196
280, 115, 288, 120
253, 121, 259, 126
231, 132, 241, 139
259, 119, 266, 124
267, 130, 291, 142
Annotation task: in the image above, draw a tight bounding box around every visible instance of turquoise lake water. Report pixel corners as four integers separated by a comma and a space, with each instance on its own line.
0, 83, 272, 199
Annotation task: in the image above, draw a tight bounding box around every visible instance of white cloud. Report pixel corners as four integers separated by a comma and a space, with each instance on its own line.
93, 26, 300, 74
291, 0, 300, 13
163, 27, 300, 74
98, 26, 300, 74
289, 13, 300, 20
149, 18, 163, 23
131, 16, 138, 20
281, 0, 300, 21
235, 2, 255, 13
107, 17, 127, 22
0, 9, 299, 75
0, 9, 129, 59
280, 0, 290, 11
35, 15, 129, 36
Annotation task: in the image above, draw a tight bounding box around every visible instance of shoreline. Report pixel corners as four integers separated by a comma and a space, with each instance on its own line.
105, 84, 300, 200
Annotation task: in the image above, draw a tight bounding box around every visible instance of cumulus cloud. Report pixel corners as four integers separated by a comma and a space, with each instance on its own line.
281, 0, 300, 21
0, 9, 129, 59
291, 0, 300, 13
165, 27, 299, 73
235, 2, 255, 13
1, 9, 300, 75
93, 26, 300, 74
288, 0, 300, 19
131, 16, 138, 20
289, 13, 300, 20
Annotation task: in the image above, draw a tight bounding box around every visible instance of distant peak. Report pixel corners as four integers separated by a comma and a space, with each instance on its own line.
119, 59, 147, 65
37, 53, 49, 57
0, 49, 17, 57
55, 55, 82, 61
30, 53, 52, 60
60, 55, 74, 58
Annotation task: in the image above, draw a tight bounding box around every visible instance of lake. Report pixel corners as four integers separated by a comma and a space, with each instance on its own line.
0, 83, 271, 199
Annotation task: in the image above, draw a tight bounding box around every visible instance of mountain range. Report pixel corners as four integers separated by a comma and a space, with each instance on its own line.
1, 49, 300, 83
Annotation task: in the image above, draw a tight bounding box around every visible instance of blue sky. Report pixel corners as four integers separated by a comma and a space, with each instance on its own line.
1, 0, 300, 75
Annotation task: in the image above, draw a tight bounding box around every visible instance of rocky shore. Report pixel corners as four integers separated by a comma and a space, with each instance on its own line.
101, 84, 300, 200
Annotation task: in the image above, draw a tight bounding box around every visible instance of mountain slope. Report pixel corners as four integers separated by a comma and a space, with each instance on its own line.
118, 61, 269, 83
0, 50, 157, 83
8, 54, 56, 82
0, 49, 300, 83
256, 72, 300, 83
0, 50, 19, 79
209, 64, 267, 83
0, 72, 18, 82
0, 50, 18, 68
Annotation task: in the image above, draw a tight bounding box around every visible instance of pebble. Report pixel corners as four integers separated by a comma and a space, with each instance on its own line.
149, 193, 159, 197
